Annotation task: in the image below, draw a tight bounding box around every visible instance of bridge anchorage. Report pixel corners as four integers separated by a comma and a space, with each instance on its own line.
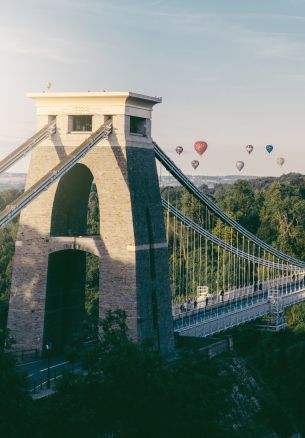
1, 91, 304, 356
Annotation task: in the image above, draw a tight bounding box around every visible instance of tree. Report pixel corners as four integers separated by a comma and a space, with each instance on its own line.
0, 190, 20, 333
34, 310, 236, 438
0, 352, 34, 437
215, 181, 260, 233
258, 181, 305, 258
286, 303, 305, 332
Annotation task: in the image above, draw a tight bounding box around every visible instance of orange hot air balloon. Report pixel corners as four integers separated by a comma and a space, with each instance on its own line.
194, 140, 208, 156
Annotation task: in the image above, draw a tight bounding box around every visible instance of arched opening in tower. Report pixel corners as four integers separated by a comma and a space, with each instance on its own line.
43, 250, 99, 352
45, 164, 101, 351
50, 163, 100, 236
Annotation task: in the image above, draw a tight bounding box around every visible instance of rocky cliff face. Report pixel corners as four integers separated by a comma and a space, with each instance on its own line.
214, 354, 302, 438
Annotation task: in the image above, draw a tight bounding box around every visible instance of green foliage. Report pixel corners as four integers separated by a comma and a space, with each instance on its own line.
82, 253, 99, 340
216, 180, 260, 233
286, 303, 305, 332
2, 175, 305, 435
165, 173, 305, 299
34, 311, 237, 438
87, 183, 99, 235
0, 190, 20, 335
214, 174, 305, 259
0, 351, 34, 437
258, 181, 305, 258
233, 325, 305, 436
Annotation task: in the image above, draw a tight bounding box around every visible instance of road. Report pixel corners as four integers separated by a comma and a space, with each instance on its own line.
17, 356, 72, 390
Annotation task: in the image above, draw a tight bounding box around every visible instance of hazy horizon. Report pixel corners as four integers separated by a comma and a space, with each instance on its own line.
1, 0, 305, 177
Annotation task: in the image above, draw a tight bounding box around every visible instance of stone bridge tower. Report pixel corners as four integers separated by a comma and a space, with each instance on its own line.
7, 92, 174, 354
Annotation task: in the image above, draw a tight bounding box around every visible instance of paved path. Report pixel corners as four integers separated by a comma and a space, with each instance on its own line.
17, 356, 72, 392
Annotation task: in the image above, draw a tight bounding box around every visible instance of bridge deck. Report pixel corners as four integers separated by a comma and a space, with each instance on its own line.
174, 279, 305, 337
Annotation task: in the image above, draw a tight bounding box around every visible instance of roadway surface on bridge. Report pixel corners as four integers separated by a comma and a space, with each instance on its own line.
174, 278, 305, 331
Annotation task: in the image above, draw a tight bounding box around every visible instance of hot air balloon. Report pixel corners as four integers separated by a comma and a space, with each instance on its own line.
266, 145, 273, 154
176, 146, 183, 155
236, 161, 244, 172
191, 160, 199, 170
246, 144, 254, 155
277, 157, 285, 167
194, 140, 208, 156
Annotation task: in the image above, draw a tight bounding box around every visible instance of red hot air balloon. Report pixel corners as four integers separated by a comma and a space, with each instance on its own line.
176, 146, 183, 155
191, 160, 199, 170
194, 140, 208, 156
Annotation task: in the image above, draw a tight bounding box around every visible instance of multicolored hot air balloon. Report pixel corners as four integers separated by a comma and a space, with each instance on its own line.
277, 157, 285, 167
191, 160, 199, 170
236, 161, 244, 172
175, 145, 183, 155
266, 144, 273, 154
246, 144, 254, 155
194, 140, 208, 156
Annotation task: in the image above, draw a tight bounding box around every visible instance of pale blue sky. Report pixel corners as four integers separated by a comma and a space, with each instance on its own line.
1, 0, 305, 176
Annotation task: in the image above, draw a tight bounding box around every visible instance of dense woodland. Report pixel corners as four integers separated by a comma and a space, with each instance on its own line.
0, 190, 20, 341
2, 174, 305, 436
164, 174, 305, 301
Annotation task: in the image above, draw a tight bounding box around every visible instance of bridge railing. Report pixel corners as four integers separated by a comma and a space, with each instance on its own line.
172, 274, 305, 320
11, 348, 40, 362
31, 360, 76, 397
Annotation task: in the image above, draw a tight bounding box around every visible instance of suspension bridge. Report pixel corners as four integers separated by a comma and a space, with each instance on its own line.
156, 142, 305, 337
2, 91, 304, 355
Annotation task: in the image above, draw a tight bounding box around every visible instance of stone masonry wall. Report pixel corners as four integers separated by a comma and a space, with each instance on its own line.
7, 94, 174, 354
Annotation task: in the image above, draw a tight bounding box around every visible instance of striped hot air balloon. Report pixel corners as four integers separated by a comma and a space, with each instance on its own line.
191, 160, 199, 170
176, 146, 183, 155
246, 144, 254, 155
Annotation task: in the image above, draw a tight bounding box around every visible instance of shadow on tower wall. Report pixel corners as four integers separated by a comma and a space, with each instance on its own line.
4, 131, 174, 354
6, 222, 147, 354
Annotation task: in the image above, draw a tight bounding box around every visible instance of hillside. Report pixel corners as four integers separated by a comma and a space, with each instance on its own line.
1, 174, 305, 436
